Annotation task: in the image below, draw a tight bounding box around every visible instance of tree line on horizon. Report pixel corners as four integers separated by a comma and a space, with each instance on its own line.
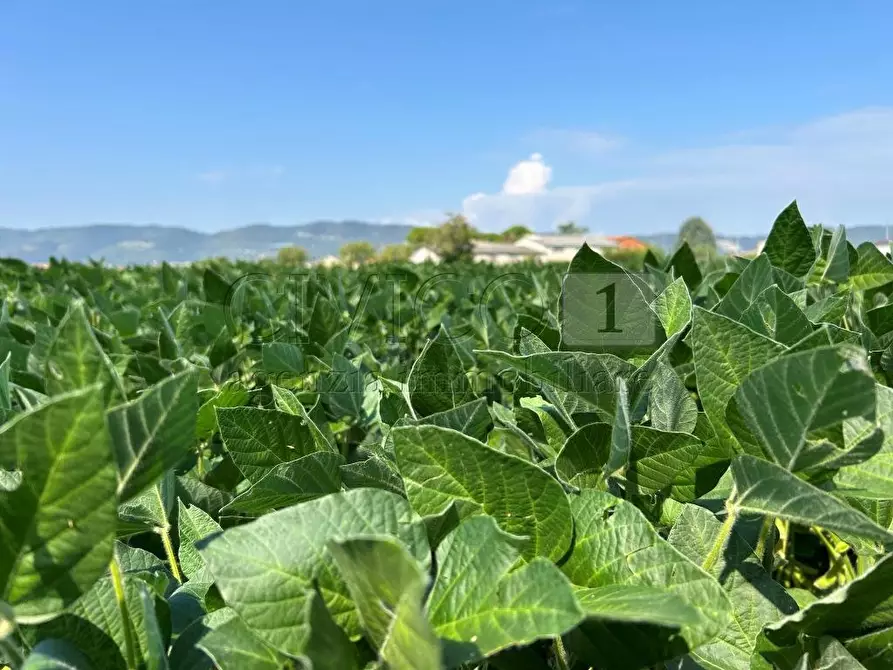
276, 213, 719, 268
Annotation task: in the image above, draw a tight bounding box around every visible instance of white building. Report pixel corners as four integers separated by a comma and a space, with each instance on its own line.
514, 234, 618, 263
716, 238, 742, 255
312, 255, 342, 268
409, 246, 442, 264
471, 241, 540, 265
876, 241, 891, 257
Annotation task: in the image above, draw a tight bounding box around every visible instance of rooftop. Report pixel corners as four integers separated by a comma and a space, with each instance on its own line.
523, 234, 618, 248
472, 241, 539, 255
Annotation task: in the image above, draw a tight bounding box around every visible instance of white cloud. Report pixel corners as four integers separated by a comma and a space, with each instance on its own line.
462, 107, 893, 235
502, 153, 552, 195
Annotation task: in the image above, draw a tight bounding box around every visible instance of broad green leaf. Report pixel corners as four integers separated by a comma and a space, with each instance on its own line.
260, 342, 304, 375
114, 542, 170, 598
848, 242, 893, 291
428, 516, 582, 667
625, 330, 685, 414
167, 608, 236, 670
340, 456, 405, 496
195, 381, 249, 440
216, 406, 317, 484
837, 385, 893, 498
732, 345, 876, 471
650, 277, 692, 338
44, 302, 125, 403
762, 201, 816, 277
417, 397, 492, 442
221, 451, 344, 515
379, 578, 441, 670
108, 368, 199, 502
298, 588, 361, 670
30, 572, 161, 670
319, 354, 367, 420
198, 488, 429, 654
157, 307, 181, 361
716, 254, 776, 320
572, 584, 703, 628
408, 325, 474, 417
691, 307, 786, 452
767, 552, 893, 648
668, 504, 798, 669
805, 292, 850, 325
20, 639, 92, 669
740, 285, 814, 345
197, 614, 287, 670
176, 475, 232, 518
514, 326, 584, 423
560, 491, 732, 670
177, 501, 222, 582
649, 361, 698, 434
475, 349, 635, 418
555, 422, 611, 488
846, 627, 893, 669
136, 582, 169, 670
866, 303, 893, 340
118, 473, 175, 532
666, 242, 702, 290
328, 536, 429, 650
383, 398, 493, 457
730, 455, 893, 544
393, 424, 573, 562
307, 291, 344, 350
625, 427, 731, 502
604, 377, 631, 476
202, 268, 230, 304
0, 386, 117, 623
813, 637, 868, 669
808, 225, 850, 286
271, 386, 336, 452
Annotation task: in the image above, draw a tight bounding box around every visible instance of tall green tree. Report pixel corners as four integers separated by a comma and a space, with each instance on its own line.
378, 243, 412, 262
501, 225, 532, 241
433, 214, 474, 262
557, 221, 588, 235
406, 227, 439, 247
276, 245, 308, 267
339, 241, 377, 266
676, 216, 718, 259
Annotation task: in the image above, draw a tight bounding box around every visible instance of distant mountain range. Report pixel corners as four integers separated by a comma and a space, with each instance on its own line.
0, 221, 888, 265
0, 221, 414, 265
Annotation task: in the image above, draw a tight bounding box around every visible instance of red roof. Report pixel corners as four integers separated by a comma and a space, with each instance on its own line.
607, 236, 648, 250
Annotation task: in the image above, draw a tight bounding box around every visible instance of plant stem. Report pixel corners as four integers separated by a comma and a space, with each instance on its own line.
755, 516, 774, 572
554, 638, 571, 670
702, 503, 738, 573
158, 526, 184, 584
110, 557, 138, 670
777, 519, 791, 559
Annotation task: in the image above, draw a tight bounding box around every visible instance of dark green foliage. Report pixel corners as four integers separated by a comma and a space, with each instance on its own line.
4, 202, 893, 669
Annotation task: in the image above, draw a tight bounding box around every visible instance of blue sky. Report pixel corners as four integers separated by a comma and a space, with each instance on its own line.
2, 1, 893, 235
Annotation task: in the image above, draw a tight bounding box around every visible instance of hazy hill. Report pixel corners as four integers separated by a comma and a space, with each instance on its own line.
0, 221, 414, 265
0, 221, 888, 264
